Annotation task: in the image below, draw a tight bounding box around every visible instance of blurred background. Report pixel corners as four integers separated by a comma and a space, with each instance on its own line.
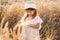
0, 0, 60, 40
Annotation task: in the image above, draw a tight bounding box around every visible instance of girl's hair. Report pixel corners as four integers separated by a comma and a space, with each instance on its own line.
23, 9, 37, 21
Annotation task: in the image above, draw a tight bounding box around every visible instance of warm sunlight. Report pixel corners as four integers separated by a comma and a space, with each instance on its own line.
0, 0, 60, 40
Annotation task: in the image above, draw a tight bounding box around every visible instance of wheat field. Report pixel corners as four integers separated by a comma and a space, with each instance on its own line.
0, 0, 60, 40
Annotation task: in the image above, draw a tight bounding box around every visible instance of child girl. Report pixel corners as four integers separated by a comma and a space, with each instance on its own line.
20, 2, 43, 40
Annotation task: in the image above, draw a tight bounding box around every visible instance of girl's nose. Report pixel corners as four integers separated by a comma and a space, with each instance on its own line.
27, 11, 32, 13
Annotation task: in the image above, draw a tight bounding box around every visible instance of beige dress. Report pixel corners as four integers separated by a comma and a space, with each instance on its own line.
20, 15, 43, 40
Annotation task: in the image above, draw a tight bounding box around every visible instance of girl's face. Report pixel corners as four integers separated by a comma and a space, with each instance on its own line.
25, 8, 35, 16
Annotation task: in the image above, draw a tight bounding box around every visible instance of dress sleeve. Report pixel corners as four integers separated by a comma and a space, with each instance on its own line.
37, 16, 43, 24
36, 16, 43, 30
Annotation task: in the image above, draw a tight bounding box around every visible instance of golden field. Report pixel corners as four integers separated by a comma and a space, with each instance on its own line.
0, 0, 60, 40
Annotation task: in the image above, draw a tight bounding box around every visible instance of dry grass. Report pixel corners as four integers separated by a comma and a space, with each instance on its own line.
0, 0, 60, 40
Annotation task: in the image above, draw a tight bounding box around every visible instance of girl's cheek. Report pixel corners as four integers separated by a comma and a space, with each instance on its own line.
26, 10, 35, 15
31, 11, 35, 15
27, 12, 31, 15
27, 11, 32, 14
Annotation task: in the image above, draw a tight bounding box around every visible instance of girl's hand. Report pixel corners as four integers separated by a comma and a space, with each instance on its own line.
27, 23, 40, 29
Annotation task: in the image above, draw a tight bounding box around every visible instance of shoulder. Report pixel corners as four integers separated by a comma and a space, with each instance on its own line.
35, 15, 41, 19
35, 15, 43, 23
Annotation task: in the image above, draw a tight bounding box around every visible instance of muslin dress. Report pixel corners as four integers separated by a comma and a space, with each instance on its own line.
20, 15, 43, 40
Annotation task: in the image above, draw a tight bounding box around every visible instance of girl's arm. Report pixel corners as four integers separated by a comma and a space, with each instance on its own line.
27, 23, 40, 29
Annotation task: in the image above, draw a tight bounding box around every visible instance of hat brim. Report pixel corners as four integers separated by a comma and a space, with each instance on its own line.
25, 8, 35, 10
